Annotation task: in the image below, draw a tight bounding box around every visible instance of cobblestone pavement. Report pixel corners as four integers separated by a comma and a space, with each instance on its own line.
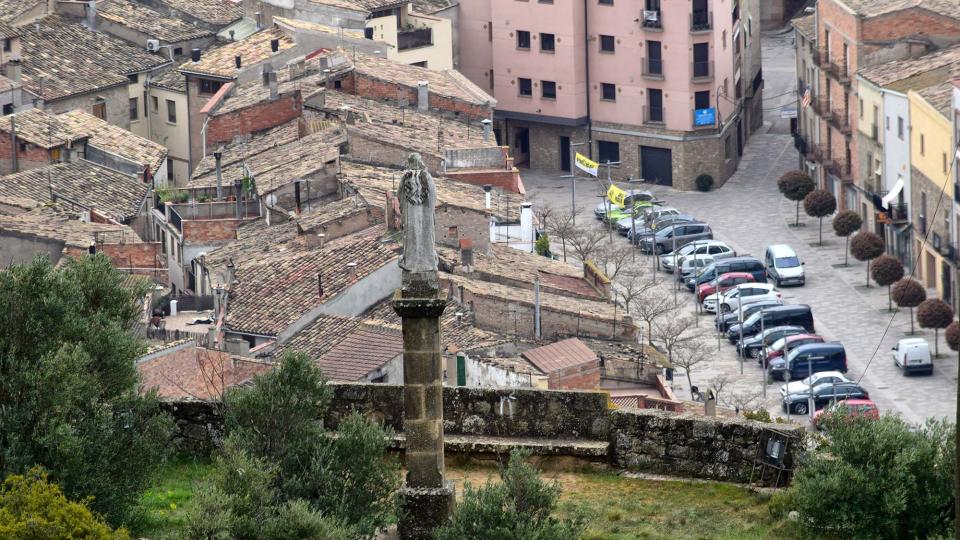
523, 132, 957, 424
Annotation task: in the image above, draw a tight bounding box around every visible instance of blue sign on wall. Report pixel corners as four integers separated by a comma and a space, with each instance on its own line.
694, 107, 716, 127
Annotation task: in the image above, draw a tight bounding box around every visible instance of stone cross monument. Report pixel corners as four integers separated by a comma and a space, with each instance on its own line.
391, 153, 454, 539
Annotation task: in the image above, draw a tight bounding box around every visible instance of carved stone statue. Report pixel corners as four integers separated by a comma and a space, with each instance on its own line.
398, 153, 438, 293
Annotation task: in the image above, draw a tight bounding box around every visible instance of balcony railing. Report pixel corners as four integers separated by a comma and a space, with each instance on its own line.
641, 10, 663, 30
642, 58, 664, 79
829, 109, 852, 135
826, 60, 851, 85
643, 105, 665, 124
692, 60, 714, 82
810, 97, 830, 116
813, 49, 829, 68
690, 11, 712, 32
397, 27, 433, 50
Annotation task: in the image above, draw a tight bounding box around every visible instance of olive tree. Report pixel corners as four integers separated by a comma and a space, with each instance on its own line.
917, 299, 953, 357
778, 171, 816, 226
871, 255, 904, 311
892, 278, 926, 334
804, 190, 837, 246
850, 231, 885, 287
832, 210, 862, 265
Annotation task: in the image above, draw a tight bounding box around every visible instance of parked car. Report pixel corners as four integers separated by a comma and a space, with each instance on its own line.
605, 199, 659, 225
727, 305, 815, 343
625, 214, 697, 240
769, 342, 848, 381
812, 399, 880, 429
715, 299, 784, 332
638, 222, 713, 254
891, 337, 933, 375
738, 326, 807, 359
708, 283, 781, 314
697, 272, 755, 304
686, 256, 765, 289
661, 240, 734, 272
593, 190, 655, 220
782, 381, 868, 415
765, 244, 806, 286
762, 333, 825, 365
780, 371, 853, 398
678, 254, 715, 279
642, 206, 681, 225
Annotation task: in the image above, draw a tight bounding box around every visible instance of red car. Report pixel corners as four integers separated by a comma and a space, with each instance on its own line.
760, 334, 825, 366
696, 272, 755, 303
812, 399, 880, 429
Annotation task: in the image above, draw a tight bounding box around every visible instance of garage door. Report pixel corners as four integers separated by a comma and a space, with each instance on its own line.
640, 146, 672, 186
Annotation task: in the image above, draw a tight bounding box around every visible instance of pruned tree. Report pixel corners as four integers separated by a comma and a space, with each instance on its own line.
567, 226, 606, 267
545, 208, 580, 262
653, 314, 698, 364
535, 201, 555, 231
850, 231, 885, 287
892, 278, 927, 334
594, 240, 632, 280
671, 339, 708, 396
722, 388, 765, 416
613, 266, 656, 314
947, 320, 960, 351
917, 299, 954, 357
630, 287, 678, 345
804, 189, 837, 246
778, 171, 816, 226
871, 255, 905, 311
832, 210, 863, 265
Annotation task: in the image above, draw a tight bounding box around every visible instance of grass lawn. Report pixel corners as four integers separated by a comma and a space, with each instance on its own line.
136, 458, 793, 539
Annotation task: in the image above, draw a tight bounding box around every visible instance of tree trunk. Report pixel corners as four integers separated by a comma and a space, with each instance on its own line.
910, 307, 915, 334
686, 371, 694, 397
887, 285, 892, 312
647, 321, 653, 345
934, 329, 940, 357
561, 237, 567, 262
844, 236, 850, 266
795, 201, 800, 226
865, 260, 871, 287
818, 217, 824, 246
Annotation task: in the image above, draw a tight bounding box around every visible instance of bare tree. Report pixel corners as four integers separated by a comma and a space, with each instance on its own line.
653, 314, 698, 364
594, 240, 633, 279
546, 208, 580, 262
535, 200, 555, 230
671, 339, 708, 395
630, 287, 678, 344
566, 226, 606, 266
721, 387, 765, 416
614, 266, 656, 314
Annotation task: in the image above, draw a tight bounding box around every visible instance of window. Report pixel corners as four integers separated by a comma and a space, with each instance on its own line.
920, 134, 925, 155
518, 78, 532, 97
92, 100, 106, 120
2, 103, 12, 115
166, 99, 177, 123
129, 97, 139, 121
541, 80, 556, 99
152, 96, 159, 112
488, 21, 493, 42
411, 61, 427, 67
3, 38, 10, 52
173, 47, 183, 56
597, 140, 619, 164
538, 0, 553, 4
694, 90, 711, 110
648, 88, 663, 122
646, 40, 662, 74
859, 98, 863, 118
364, 27, 374, 39
600, 35, 615, 53
167, 157, 174, 182
516, 30, 531, 49
599, 0, 613, 5
199, 78, 223, 94
540, 32, 555, 52
693, 42, 710, 77
897, 116, 904, 139
128, 73, 138, 84
489, 69, 494, 90
601, 83, 616, 101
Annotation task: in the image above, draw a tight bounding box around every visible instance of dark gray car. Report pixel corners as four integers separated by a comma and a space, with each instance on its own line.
638, 222, 713, 254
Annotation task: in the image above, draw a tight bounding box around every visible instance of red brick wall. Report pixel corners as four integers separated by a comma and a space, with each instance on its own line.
341, 72, 491, 120
207, 92, 302, 145
547, 362, 601, 390
0, 135, 56, 175
445, 169, 522, 194
99, 242, 164, 269
862, 9, 960, 45
181, 219, 244, 243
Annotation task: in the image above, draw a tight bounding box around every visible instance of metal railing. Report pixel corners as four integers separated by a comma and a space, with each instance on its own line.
642, 57, 664, 79
692, 60, 713, 82
811, 97, 830, 116
643, 105, 664, 124
826, 59, 851, 85
690, 11, 712, 32
813, 49, 829, 67
829, 109, 852, 135
641, 10, 663, 30
397, 27, 433, 50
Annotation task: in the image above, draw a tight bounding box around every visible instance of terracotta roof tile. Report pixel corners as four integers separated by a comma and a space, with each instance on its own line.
349, 52, 495, 107
362, 297, 509, 352
191, 120, 301, 178
412, 0, 457, 14
917, 81, 954, 117
179, 28, 295, 79
0, 20, 19, 38
156, 0, 243, 26
521, 338, 598, 374
306, 0, 407, 13
272, 16, 366, 38
137, 345, 272, 400
858, 45, 960, 87
791, 14, 815, 39
0, 0, 42, 23
315, 324, 403, 380
0, 206, 142, 249
1, 108, 90, 148
148, 66, 187, 92
839, 0, 960, 18
0, 160, 148, 222
99, 0, 216, 42
58, 109, 168, 174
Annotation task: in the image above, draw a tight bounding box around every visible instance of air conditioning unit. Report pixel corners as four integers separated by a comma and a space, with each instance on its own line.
146, 39, 161, 53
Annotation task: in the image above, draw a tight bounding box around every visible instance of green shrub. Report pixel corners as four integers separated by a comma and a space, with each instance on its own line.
742, 409, 772, 423
535, 234, 551, 257
434, 449, 585, 540
695, 174, 714, 192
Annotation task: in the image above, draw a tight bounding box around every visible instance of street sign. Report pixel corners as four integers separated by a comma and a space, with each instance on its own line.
780, 107, 798, 119
694, 107, 716, 127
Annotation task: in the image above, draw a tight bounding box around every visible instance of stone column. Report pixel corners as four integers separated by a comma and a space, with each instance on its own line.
393, 289, 454, 539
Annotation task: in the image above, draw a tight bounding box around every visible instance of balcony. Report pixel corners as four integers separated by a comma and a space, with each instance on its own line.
643, 105, 665, 125
397, 27, 433, 51
888, 202, 909, 222
826, 60, 851, 86
690, 11, 712, 32
810, 97, 830, 116
828, 109, 852, 135
692, 60, 714, 83
871, 123, 879, 142
641, 10, 663, 30
642, 57, 664, 80
813, 49, 829, 68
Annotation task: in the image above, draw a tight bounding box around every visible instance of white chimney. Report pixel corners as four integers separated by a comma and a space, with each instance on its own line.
483, 184, 492, 210
6, 60, 21, 83
519, 202, 534, 252
481, 118, 492, 142
417, 81, 429, 112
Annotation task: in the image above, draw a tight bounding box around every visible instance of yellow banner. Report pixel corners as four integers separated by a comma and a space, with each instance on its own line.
575, 152, 598, 176
607, 184, 627, 207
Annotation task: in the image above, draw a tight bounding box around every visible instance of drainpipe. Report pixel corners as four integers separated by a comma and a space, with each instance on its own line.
583, 0, 592, 157
214, 148, 223, 199
9, 115, 17, 173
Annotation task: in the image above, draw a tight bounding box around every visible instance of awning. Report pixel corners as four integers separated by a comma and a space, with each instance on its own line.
881, 177, 904, 209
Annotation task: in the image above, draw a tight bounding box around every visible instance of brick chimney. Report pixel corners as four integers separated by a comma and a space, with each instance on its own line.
346, 261, 358, 283
481, 118, 492, 142
317, 271, 324, 298
262, 63, 278, 100
6, 60, 21, 83
483, 184, 492, 210
417, 81, 429, 112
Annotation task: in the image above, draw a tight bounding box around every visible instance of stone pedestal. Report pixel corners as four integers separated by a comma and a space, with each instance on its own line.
393, 289, 454, 539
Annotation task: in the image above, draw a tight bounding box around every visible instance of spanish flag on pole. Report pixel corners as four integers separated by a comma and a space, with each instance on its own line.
575, 152, 599, 176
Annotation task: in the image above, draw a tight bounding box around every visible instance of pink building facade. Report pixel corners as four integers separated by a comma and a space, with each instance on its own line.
460, 0, 762, 189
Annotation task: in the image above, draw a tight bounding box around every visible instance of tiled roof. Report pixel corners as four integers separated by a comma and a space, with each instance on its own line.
339, 160, 521, 220
314, 324, 403, 380
272, 16, 366, 39
413, 0, 457, 14
0, 75, 20, 93
839, 0, 960, 19
148, 66, 187, 92
791, 14, 815, 39
318, 90, 495, 157
521, 338, 598, 374
0, 20, 19, 38
58, 109, 168, 174
858, 45, 960, 87
363, 297, 509, 353
0, 206, 142, 249
18, 15, 171, 101
1, 108, 90, 149
0, 0, 42, 23
225, 228, 398, 335
179, 28, 295, 79
350, 52, 496, 107
0, 160, 149, 222
917, 81, 955, 117
211, 70, 326, 117
98, 0, 215, 42
306, 0, 407, 13
192, 120, 301, 178
137, 345, 272, 400
156, 0, 244, 26
275, 314, 364, 359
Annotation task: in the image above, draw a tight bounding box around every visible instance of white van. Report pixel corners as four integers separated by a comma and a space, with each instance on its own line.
892, 337, 933, 375
765, 244, 805, 286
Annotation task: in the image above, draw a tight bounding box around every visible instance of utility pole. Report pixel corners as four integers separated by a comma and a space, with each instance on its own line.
600, 160, 621, 243
738, 294, 743, 374
561, 141, 588, 228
